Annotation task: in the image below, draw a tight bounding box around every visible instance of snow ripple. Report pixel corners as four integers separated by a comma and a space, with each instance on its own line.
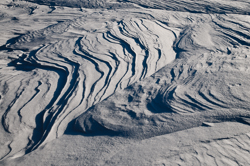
1, 2, 250, 160
0, 16, 176, 159
75, 15, 250, 138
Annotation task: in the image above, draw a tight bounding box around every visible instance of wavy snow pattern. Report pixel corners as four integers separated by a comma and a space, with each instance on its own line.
75, 15, 250, 138
1, 0, 250, 161
0, 16, 176, 159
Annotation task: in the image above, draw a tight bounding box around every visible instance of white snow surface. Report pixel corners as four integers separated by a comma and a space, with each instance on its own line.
1, 0, 250, 165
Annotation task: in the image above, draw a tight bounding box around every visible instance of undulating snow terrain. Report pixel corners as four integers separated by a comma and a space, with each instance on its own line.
1, 0, 250, 165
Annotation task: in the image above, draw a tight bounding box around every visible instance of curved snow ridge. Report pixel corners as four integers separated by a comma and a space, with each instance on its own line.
75, 46, 250, 138
0, 17, 176, 158
154, 50, 250, 114
0, 59, 60, 159
173, 15, 250, 56
74, 14, 250, 138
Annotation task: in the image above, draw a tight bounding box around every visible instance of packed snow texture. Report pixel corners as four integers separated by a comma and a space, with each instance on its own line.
1, 0, 250, 165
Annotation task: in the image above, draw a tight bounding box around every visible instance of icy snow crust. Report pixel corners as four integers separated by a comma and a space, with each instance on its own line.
1, 0, 250, 165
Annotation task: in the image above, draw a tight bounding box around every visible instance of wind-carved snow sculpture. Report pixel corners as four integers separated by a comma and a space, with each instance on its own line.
1, 5, 250, 161
75, 14, 250, 138
0, 16, 176, 159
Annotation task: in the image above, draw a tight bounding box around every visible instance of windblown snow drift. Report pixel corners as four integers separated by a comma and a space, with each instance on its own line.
1, 0, 250, 164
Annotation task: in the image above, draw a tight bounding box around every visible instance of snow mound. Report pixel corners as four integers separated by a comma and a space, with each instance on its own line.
75, 15, 250, 138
